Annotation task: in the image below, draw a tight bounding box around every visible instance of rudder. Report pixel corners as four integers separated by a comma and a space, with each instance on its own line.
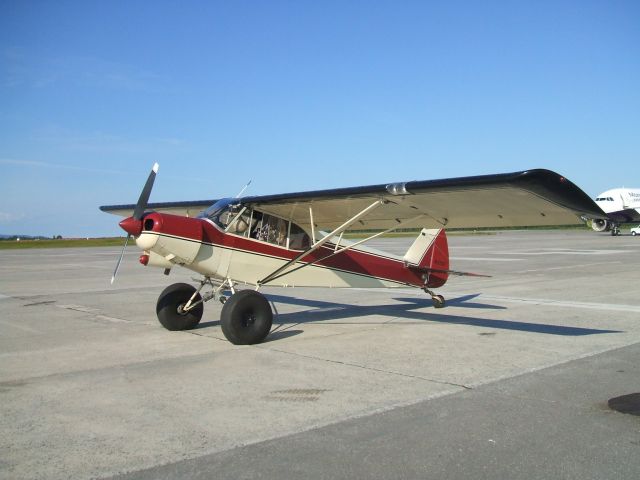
403, 228, 449, 288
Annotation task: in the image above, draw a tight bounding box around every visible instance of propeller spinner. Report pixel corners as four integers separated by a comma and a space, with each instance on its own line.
111, 163, 159, 284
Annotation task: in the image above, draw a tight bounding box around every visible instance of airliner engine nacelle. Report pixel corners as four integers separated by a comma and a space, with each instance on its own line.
591, 219, 610, 232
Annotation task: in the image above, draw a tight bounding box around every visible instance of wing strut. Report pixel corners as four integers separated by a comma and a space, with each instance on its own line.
257, 199, 385, 286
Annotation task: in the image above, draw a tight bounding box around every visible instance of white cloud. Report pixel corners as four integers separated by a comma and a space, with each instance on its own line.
28, 126, 187, 155
0, 211, 25, 223
0, 46, 169, 93
0, 158, 128, 175
2, 47, 168, 92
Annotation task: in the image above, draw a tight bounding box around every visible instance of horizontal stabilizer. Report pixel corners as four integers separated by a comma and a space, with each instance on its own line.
412, 266, 491, 278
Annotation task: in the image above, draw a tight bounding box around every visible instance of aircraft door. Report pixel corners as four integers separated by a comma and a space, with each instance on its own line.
216, 244, 233, 278
621, 192, 629, 209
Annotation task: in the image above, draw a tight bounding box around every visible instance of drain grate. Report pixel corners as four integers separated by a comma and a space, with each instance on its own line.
608, 393, 640, 416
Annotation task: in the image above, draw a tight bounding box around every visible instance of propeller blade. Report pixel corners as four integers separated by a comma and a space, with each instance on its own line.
111, 235, 130, 284
133, 162, 159, 220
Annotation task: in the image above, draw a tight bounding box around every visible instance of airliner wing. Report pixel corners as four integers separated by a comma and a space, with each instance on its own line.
604, 208, 640, 224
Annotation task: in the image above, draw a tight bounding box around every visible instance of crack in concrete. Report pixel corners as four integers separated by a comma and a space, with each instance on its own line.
259, 345, 472, 390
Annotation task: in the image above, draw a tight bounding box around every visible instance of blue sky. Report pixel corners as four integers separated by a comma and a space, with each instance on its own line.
1, 1, 639, 237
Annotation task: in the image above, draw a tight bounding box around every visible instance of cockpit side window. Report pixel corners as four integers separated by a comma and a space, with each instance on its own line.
250, 212, 287, 247
247, 209, 310, 249
289, 223, 311, 250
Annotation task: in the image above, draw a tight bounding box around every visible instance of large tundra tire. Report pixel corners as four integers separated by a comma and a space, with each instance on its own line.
220, 290, 272, 345
156, 283, 203, 331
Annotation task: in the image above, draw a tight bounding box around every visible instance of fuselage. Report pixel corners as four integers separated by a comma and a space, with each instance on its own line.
134, 210, 448, 290
594, 187, 640, 224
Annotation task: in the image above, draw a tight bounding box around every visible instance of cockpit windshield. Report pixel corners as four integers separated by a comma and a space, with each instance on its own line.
198, 198, 241, 229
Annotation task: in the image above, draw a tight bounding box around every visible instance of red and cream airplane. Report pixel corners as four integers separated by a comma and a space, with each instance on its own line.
101, 165, 604, 345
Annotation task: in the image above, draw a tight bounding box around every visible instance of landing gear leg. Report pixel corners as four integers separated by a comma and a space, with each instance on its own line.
423, 287, 446, 308
214, 278, 235, 304
611, 224, 621, 236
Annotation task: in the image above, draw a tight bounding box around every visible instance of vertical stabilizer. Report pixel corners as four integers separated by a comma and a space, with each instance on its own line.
404, 228, 449, 287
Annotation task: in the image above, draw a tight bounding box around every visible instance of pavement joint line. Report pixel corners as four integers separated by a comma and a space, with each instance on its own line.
177, 329, 231, 343
515, 260, 622, 273
57, 304, 101, 314
1, 285, 179, 299
94, 315, 132, 324
470, 294, 640, 313
54, 304, 132, 324
257, 345, 473, 390
0, 319, 42, 334
0, 349, 219, 385
449, 257, 522, 262
463, 339, 640, 390
356, 287, 640, 313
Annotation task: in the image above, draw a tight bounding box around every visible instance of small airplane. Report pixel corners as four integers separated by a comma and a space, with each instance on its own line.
590, 187, 640, 235
101, 165, 604, 345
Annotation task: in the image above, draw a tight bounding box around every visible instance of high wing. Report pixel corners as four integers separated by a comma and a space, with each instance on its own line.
238, 169, 605, 230
100, 199, 218, 218
100, 169, 605, 230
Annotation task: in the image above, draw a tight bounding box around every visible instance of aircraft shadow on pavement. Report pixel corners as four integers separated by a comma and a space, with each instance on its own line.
264, 293, 621, 337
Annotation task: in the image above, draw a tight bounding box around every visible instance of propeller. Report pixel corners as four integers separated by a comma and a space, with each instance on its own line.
111, 163, 159, 284
111, 235, 130, 284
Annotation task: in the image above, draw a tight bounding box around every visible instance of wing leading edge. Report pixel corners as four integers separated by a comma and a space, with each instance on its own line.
100, 169, 605, 230
99, 199, 218, 218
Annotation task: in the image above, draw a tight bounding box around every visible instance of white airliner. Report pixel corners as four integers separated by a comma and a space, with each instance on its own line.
591, 187, 640, 235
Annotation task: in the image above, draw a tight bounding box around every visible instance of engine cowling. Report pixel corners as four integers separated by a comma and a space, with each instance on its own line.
591, 219, 610, 232
134, 212, 204, 265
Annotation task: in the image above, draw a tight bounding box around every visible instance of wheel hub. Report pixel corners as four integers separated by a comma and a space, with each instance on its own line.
176, 304, 188, 315
242, 312, 256, 327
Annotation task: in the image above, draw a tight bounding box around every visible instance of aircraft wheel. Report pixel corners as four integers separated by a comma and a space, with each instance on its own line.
432, 295, 446, 309
156, 283, 203, 331
220, 290, 272, 345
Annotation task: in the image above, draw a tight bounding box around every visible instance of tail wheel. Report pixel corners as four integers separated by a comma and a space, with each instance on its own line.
156, 283, 203, 331
220, 290, 273, 345
432, 295, 446, 309
424, 287, 446, 308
